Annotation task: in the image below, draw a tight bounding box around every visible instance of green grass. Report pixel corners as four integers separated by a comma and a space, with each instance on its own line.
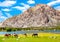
0, 36, 60, 42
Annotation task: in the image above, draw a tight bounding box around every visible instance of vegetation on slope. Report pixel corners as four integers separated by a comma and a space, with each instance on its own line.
0, 26, 60, 32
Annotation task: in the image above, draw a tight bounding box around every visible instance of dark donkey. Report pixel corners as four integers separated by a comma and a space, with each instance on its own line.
5, 34, 11, 37
32, 33, 38, 37
13, 33, 18, 38
24, 33, 27, 37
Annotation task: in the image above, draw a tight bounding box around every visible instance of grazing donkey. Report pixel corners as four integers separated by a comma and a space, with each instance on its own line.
5, 34, 11, 37
13, 33, 18, 38
32, 33, 38, 37
24, 33, 27, 37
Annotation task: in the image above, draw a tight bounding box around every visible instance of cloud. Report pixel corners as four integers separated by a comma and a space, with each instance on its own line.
0, 17, 7, 22
56, 0, 60, 1
47, 0, 60, 10
13, 6, 26, 12
0, 11, 7, 22
0, 11, 3, 17
5, 0, 15, 1
20, 3, 30, 9
0, 11, 12, 22
0, 1, 16, 7
54, 6, 60, 10
47, 0, 60, 6
27, 0, 35, 4
5, 13, 12, 17
13, 3, 30, 12
1, 8, 10, 11
0, 16, 7, 19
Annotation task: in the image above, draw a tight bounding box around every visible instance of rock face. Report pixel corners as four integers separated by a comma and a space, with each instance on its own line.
0, 22, 3, 27
1, 4, 60, 28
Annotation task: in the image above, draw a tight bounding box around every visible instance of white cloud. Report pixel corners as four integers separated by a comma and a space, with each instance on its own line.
0, 16, 7, 19
47, 0, 60, 10
0, 17, 7, 22
0, 1, 16, 7
13, 3, 30, 12
47, 0, 60, 6
0, 11, 4, 17
20, 3, 30, 9
57, 0, 60, 1
5, 0, 15, 1
54, 6, 60, 10
0, 11, 12, 22
1, 8, 10, 11
27, 0, 35, 4
13, 6, 26, 12
0, 11, 7, 22
5, 13, 12, 17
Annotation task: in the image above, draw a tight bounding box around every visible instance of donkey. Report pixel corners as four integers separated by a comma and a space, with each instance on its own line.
13, 33, 18, 38
32, 33, 38, 37
24, 33, 27, 37
5, 34, 11, 37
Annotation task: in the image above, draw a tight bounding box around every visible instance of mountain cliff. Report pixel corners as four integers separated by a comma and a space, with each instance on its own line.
1, 4, 60, 28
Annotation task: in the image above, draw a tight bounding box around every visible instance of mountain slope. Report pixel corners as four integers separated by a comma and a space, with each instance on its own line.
1, 4, 60, 28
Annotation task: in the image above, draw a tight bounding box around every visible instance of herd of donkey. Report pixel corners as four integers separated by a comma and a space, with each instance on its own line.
4, 33, 38, 38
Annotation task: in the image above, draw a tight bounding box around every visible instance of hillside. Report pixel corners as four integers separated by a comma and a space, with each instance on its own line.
1, 4, 60, 28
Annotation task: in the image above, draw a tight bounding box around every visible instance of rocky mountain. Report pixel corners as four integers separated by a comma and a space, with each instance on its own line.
1, 4, 60, 28
0, 22, 3, 27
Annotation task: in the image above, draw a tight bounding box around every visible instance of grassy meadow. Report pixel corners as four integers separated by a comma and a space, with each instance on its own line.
0, 26, 60, 42
0, 32, 60, 42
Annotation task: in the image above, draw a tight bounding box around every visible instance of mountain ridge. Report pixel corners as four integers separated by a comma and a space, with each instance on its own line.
0, 4, 60, 28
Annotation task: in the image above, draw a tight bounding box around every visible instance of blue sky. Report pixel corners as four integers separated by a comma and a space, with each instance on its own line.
0, 0, 60, 22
